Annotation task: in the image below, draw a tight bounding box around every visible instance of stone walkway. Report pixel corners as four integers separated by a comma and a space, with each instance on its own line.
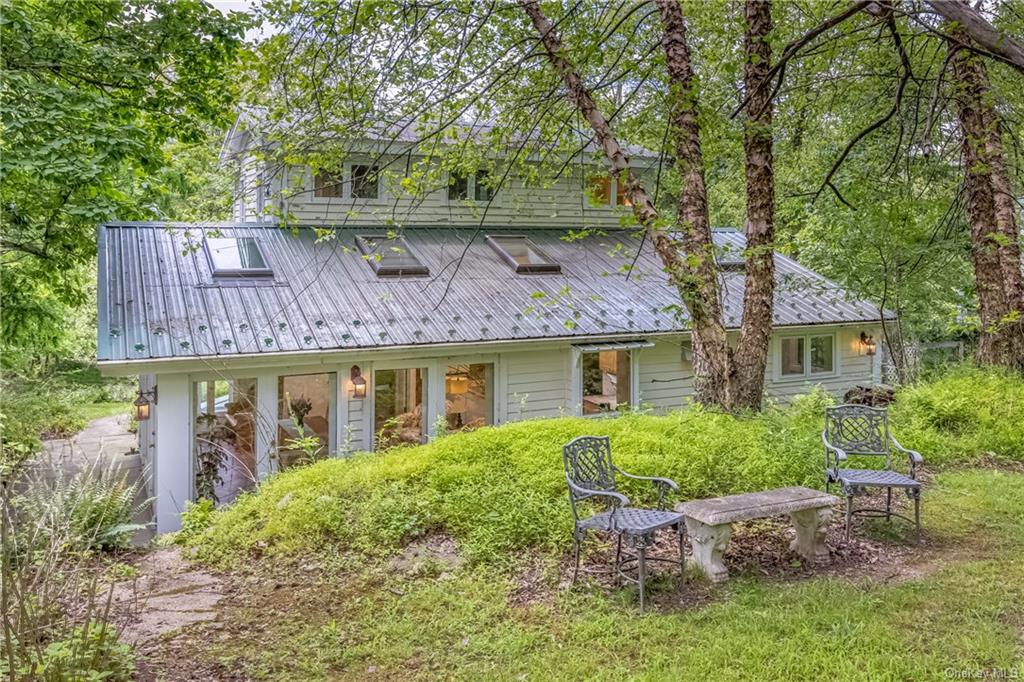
41, 413, 139, 474
114, 547, 226, 647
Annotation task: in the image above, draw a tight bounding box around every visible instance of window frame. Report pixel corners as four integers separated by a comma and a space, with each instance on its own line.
571, 345, 642, 418
774, 330, 839, 381
586, 174, 631, 208
307, 163, 383, 203
447, 169, 501, 206
204, 236, 273, 278
355, 234, 430, 278
485, 234, 562, 274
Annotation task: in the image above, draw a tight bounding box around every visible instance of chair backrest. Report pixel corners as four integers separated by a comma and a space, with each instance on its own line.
824, 404, 890, 464
562, 436, 617, 501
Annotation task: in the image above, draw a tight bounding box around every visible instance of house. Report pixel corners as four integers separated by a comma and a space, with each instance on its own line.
98, 123, 887, 533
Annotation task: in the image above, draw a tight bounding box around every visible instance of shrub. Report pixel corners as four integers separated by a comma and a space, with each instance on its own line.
889, 366, 1024, 466
15, 459, 151, 552
0, 622, 136, 682
182, 369, 1023, 569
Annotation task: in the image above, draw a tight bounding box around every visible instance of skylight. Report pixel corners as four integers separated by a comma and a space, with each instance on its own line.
355, 234, 429, 277
205, 237, 272, 277
486, 235, 561, 274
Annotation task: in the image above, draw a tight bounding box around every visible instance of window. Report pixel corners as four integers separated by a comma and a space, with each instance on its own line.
350, 164, 380, 199
780, 337, 805, 376
355, 234, 429, 277
192, 377, 257, 505
448, 172, 469, 201
615, 178, 632, 206
314, 171, 343, 198
205, 237, 271, 277
486, 235, 561, 274
474, 170, 495, 202
589, 175, 612, 205
811, 335, 834, 374
779, 332, 836, 378
581, 350, 631, 414
375, 368, 425, 448
277, 373, 335, 470
445, 363, 493, 432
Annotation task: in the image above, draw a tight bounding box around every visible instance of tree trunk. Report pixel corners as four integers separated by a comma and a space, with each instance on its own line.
519, 0, 733, 408
731, 0, 776, 409
654, 0, 734, 406
949, 29, 1020, 367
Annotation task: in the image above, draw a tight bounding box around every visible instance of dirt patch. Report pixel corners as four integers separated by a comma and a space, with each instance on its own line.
388, 533, 463, 577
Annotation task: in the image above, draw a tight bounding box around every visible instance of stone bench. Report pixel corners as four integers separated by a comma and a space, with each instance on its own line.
676, 486, 838, 583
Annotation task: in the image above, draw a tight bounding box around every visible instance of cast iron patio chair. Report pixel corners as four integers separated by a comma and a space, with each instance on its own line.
563, 435, 685, 612
822, 404, 924, 542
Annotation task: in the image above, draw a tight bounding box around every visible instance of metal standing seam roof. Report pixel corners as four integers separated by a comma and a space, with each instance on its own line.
97, 223, 887, 363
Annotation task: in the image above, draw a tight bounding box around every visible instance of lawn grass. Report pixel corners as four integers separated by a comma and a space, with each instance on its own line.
185, 469, 1024, 681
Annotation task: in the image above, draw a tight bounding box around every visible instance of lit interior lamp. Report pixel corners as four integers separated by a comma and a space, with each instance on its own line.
860, 332, 877, 356
350, 365, 367, 398
133, 387, 157, 421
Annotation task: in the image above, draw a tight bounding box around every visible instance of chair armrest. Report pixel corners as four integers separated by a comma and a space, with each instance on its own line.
890, 434, 923, 476
614, 467, 679, 491
614, 467, 677, 510
566, 477, 630, 508
822, 431, 848, 462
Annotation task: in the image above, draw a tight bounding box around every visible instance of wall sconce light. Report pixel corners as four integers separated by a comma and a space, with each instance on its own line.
133, 386, 157, 421
860, 332, 877, 356
350, 365, 367, 399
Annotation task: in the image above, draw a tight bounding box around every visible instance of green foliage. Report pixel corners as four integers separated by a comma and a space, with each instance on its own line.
175, 498, 216, 546
15, 458, 150, 552
0, 363, 134, 472
0, 0, 250, 355
183, 370, 1023, 569
2, 622, 136, 682
890, 366, 1024, 466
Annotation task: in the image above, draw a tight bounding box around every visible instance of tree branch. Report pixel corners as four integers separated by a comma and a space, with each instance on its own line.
926, 0, 1024, 75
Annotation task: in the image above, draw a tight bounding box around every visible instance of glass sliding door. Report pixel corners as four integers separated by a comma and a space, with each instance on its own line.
445, 363, 493, 432
374, 368, 425, 449
193, 377, 257, 505
277, 372, 336, 470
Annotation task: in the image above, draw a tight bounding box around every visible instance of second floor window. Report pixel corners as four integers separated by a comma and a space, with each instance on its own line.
351, 164, 379, 199
314, 171, 342, 198
474, 170, 494, 202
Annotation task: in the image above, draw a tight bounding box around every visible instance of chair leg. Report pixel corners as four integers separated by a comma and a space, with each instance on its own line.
845, 495, 853, 542
886, 487, 892, 521
914, 494, 921, 544
571, 532, 583, 585
637, 545, 647, 613
614, 534, 623, 586
677, 522, 686, 582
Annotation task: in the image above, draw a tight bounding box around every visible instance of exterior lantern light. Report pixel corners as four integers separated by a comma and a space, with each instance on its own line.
350, 365, 367, 399
860, 332, 877, 356
133, 387, 157, 421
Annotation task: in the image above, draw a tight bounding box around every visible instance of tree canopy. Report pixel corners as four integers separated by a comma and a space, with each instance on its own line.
0, 0, 250, 363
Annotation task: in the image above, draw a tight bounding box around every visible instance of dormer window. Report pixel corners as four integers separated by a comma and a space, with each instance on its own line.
355, 234, 429, 277
205, 237, 272, 278
486, 235, 561, 274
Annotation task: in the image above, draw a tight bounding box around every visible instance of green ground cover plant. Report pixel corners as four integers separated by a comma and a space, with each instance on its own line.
182, 367, 1024, 568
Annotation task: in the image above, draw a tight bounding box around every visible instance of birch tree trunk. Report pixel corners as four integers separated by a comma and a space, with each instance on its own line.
519, 0, 734, 408
654, 0, 734, 406
949, 29, 1022, 368
732, 0, 776, 409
